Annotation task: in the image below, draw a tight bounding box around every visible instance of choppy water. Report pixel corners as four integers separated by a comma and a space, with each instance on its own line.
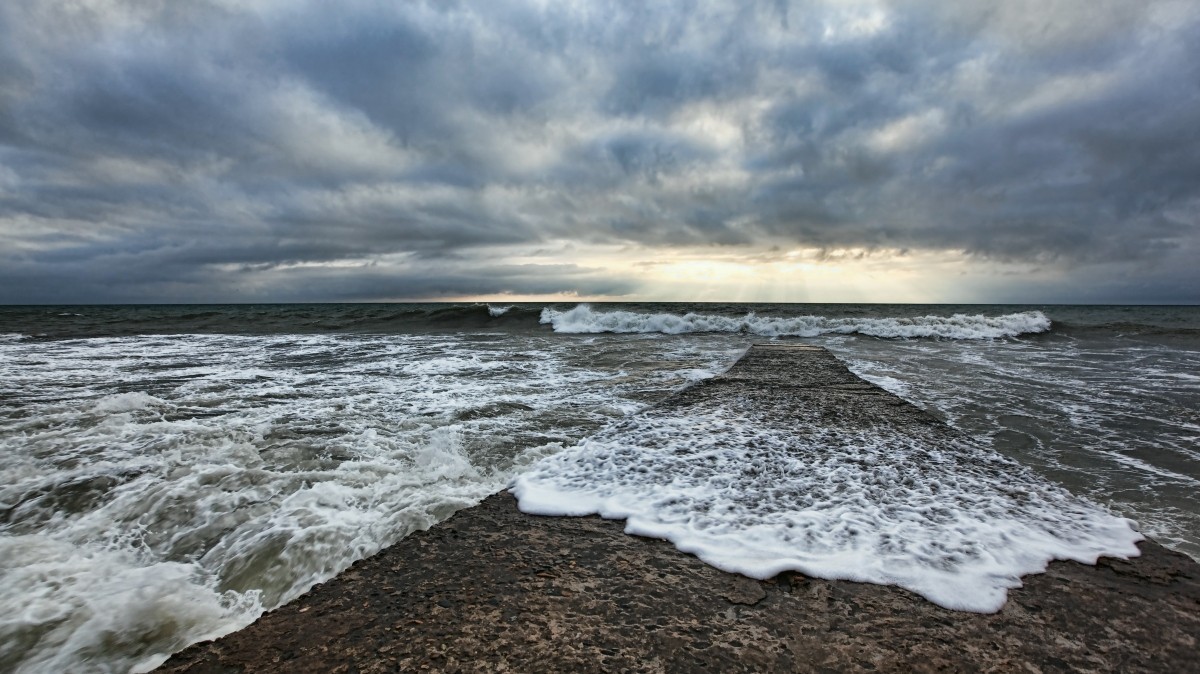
830, 328, 1200, 559
1, 303, 1197, 672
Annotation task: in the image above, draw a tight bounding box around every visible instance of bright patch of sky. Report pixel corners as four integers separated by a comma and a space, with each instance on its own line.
0, 0, 1197, 303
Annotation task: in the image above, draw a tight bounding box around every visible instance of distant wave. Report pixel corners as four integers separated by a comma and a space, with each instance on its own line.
540, 304, 1052, 339
1, 304, 1070, 340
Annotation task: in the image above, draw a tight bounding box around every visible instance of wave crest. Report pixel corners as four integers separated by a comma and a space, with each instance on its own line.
539, 305, 1051, 339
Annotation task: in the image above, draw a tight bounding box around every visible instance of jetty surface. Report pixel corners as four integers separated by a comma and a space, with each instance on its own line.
161, 346, 1200, 673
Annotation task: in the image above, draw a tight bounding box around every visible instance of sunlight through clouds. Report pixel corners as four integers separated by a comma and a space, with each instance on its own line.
0, 0, 1197, 302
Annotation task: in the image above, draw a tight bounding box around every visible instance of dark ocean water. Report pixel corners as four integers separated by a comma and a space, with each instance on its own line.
5, 302, 1198, 339
1, 303, 1197, 672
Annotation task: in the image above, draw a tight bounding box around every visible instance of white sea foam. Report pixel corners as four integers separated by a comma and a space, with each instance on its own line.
0, 536, 260, 674
831, 333, 1200, 560
513, 398, 1143, 613
487, 304, 515, 317
92, 391, 167, 414
0, 331, 738, 672
540, 304, 1052, 339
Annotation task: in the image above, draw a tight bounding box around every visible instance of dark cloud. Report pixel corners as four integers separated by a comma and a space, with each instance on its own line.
1, 0, 1198, 303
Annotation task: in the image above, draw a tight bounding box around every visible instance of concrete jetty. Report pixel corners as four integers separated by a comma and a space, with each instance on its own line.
160, 346, 1200, 673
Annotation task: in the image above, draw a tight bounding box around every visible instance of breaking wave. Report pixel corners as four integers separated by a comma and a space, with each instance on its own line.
540, 304, 1052, 339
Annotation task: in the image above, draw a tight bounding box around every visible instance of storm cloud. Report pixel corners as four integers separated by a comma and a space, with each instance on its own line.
1, 0, 1198, 302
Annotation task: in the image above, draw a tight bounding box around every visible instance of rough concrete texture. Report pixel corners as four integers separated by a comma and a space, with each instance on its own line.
161, 345, 1200, 673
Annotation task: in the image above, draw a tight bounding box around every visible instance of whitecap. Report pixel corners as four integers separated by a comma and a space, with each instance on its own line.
92, 392, 167, 415
539, 304, 1052, 339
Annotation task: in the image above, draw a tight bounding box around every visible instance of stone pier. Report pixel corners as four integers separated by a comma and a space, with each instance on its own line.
160, 346, 1200, 673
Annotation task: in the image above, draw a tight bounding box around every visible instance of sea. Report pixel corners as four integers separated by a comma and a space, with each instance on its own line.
1, 303, 1197, 672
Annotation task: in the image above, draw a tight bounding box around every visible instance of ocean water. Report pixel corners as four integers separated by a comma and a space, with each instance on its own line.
1, 303, 1197, 671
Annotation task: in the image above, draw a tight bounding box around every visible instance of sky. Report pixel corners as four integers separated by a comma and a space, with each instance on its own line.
1, 0, 1198, 304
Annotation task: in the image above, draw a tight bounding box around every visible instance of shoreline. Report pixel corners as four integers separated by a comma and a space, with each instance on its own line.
159, 346, 1200, 672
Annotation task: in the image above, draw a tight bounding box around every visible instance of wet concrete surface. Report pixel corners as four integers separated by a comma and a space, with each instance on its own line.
160, 346, 1200, 673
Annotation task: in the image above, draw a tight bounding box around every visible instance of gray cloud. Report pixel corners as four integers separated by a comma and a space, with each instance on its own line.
1, 0, 1198, 303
